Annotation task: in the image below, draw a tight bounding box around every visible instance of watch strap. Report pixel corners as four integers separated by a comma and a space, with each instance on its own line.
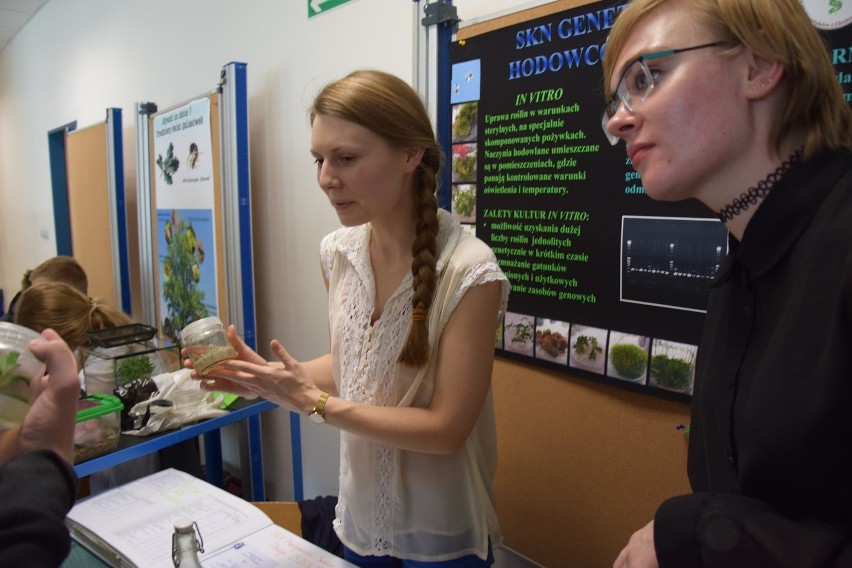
310, 390, 331, 421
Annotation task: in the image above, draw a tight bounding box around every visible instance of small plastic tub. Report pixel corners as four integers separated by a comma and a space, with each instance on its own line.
0, 322, 45, 428
180, 317, 237, 376
74, 393, 124, 463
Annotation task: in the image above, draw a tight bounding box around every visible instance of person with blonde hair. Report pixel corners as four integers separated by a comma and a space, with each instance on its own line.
1, 256, 88, 323
189, 69, 509, 566
601, 0, 852, 566
15, 282, 131, 352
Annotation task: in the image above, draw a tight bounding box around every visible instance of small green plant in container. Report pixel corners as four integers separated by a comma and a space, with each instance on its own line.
0, 352, 29, 400
609, 343, 648, 380
453, 187, 476, 219
572, 335, 602, 361
536, 329, 568, 358
190, 344, 237, 376
0, 323, 46, 428
452, 145, 477, 182
114, 354, 155, 387
181, 317, 237, 376
0, 352, 31, 426
507, 320, 533, 345
452, 102, 477, 139
650, 354, 693, 392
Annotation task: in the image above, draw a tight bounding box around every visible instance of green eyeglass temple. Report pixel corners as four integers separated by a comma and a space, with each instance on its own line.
637, 41, 724, 64
601, 41, 724, 145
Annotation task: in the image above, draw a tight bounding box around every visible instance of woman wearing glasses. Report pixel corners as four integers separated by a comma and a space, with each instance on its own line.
602, 0, 852, 566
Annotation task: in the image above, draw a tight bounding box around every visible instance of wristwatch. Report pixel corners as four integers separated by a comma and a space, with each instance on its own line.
308, 390, 331, 424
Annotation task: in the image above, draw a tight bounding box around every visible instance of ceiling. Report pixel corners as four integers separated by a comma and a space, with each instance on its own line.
0, 0, 47, 52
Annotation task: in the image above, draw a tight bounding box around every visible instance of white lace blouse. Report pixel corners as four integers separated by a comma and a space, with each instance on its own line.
320, 209, 509, 561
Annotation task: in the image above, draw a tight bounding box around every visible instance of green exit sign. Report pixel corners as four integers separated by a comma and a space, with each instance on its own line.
308, 0, 354, 18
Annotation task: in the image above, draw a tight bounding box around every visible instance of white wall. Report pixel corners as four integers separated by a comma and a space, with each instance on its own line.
0, 0, 546, 500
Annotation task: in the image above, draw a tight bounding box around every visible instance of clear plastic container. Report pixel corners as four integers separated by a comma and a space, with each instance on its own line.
0, 322, 45, 428
180, 317, 237, 376
74, 393, 124, 463
82, 343, 180, 395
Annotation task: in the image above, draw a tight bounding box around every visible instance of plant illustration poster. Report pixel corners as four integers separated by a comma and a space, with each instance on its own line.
152, 98, 219, 343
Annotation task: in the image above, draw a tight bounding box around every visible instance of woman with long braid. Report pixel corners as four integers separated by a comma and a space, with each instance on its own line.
188, 69, 509, 566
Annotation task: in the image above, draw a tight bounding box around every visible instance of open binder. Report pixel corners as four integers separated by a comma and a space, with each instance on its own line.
67, 468, 353, 567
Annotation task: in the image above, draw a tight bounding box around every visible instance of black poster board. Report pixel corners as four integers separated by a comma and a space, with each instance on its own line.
448, 1, 852, 402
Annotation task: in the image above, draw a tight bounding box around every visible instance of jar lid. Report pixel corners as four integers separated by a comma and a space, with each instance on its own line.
0, 321, 44, 347
180, 317, 224, 343
86, 323, 157, 348
174, 518, 195, 532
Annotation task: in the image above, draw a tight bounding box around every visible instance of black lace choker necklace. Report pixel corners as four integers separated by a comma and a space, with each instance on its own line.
717, 148, 804, 222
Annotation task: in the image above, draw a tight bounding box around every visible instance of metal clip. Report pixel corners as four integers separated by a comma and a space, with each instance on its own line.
421, 1, 459, 27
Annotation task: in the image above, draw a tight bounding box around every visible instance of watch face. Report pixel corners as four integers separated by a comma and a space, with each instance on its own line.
308, 412, 324, 424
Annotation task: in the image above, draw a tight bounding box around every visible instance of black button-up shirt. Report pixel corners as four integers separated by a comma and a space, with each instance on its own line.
655, 150, 852, 567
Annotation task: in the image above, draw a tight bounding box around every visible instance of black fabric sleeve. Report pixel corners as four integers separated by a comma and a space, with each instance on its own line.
0, 450, 78, 567
299, 495, 344, 557
655, 493, 852, 567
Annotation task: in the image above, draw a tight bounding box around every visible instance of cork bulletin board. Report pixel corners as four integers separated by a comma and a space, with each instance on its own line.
450, 5, 694, 564
65, 122, 118, 307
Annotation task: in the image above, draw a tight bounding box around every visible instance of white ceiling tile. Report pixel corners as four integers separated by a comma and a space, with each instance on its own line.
0, 0, 46, 51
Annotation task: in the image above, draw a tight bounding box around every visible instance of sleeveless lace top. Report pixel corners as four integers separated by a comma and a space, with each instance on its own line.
320, 210, 508, 561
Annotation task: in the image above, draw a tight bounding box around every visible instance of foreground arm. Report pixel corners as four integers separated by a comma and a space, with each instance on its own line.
614, 520, 657, 568
0, 328, 80, 464
617, 494, 852, 568
199, 280, 503, 455
0, 329, 80, 566
653, 493, 852, 567
0, 450, 77, 567
190, 326, 336, 398
187, 262, 336, 398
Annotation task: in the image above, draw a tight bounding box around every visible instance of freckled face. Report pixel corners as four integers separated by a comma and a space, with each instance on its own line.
605, 5, 750, 204
310, 114, 417, 228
